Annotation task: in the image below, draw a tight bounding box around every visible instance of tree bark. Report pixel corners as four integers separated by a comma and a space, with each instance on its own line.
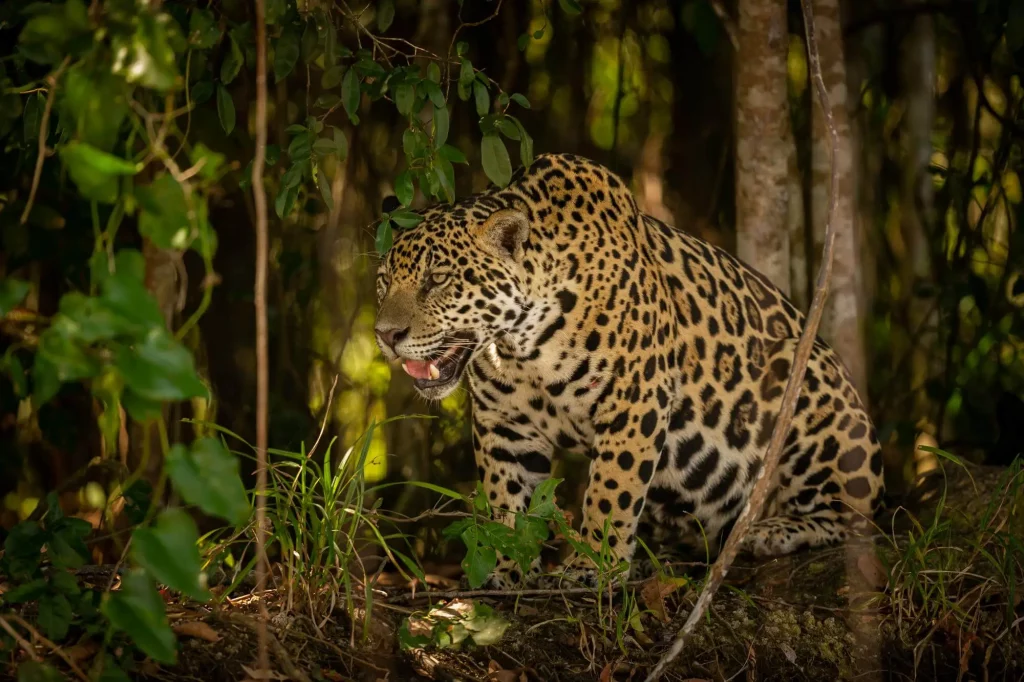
900, 6, 938, 427
734, 0, 792, 294
809, 0, 868, 395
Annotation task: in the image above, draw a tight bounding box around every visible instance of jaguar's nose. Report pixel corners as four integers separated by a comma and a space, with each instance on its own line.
375, 325, 409, 354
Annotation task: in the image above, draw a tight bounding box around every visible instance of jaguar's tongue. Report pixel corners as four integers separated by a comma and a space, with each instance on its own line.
402, 359, 440, 380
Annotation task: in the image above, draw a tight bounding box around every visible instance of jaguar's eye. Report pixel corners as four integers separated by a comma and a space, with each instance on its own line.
430, 271, 450, 286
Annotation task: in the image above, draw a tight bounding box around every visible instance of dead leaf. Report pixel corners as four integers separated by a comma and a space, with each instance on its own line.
640, 574, 688, 623
65, 641, 100, 663
855, 553, 888, 590
779, 642, 797, 665
599, 661, 614, 682
486, 658, 526, 682
173, 621, 222, 642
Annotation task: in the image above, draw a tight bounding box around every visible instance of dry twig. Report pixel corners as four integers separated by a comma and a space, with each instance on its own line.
20, 57, 70, 226
252, 0, 272, 676
644, 0, 843, 678
1, 614, 90, 682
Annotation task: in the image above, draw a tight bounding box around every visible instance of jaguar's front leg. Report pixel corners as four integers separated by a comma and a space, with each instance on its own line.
546, 396, 668, 588
471, 408, 554, 590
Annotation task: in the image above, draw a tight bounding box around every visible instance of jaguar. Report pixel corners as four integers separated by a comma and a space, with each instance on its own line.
374, 152, 885, 588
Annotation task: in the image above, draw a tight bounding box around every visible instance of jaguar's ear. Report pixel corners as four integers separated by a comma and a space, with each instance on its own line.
476, 209, 529, 261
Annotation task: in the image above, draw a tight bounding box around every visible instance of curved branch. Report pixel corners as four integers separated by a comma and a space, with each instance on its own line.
251, 0, 271, 676
644, 0, 843, 677
19, 57, 70, 227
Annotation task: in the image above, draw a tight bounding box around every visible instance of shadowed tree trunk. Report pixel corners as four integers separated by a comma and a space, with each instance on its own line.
735, 0, 792, 294
900, 6, 938, 430
809, 0, 868, 395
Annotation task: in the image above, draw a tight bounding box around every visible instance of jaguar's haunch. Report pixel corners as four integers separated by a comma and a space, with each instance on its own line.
374, 153, 885, 588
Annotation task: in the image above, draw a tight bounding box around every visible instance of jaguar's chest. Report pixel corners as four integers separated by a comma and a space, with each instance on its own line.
469, 345, 607, 454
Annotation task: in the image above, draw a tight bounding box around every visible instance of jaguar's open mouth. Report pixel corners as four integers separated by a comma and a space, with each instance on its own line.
399, 332, 477, 393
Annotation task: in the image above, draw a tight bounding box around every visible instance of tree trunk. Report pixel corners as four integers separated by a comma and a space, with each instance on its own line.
808, 0, 868, 395
900, 7, 938, 429
734, 0, 792, 294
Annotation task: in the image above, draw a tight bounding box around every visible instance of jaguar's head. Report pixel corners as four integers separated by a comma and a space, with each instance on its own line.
374, 200, 532, 400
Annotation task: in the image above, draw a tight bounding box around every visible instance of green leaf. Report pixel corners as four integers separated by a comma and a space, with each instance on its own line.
398, 619, 433, 650
166, 439, 251, 526
528, 478, 563, 518
375, 219, 394, 255
275, 186, 298, 219
342, 68, 361, 124
61, 64, 129, 152
422, 80, 445, 109
480, 134, 512, 187
460, 527, 497, 588
99, 265, 166, 331
102, 570, 177, 665
456, 41, 469, 57
38, 593, 72, 641
517, 33, 529, 51
131, 508, 211, 602
427, 62, 442, 83
391, 210, 423, 229
115, 330, 208, 402
188, 9, 221, 48
434, 161, 455, 203
314, 92, 341, 109
34, 326, 99, 394
274, 28, 301, 83
473, 81, 490, 116
519, 125, 534, 168
317, 167, 334, 212
511, 93, 531, 109
191, 80, 214, 105
50, 569, 81, 597
394, 81, 415, 116
433, 104, 450, 149
438, 144, 468, 164
136, 174, 193, 250
3, 578, 48, 604
395, 171, 414, 206
496, 118, 521, 140
313, 137, 336, 157
189, 142, 226, 181
332, 126, 349, 160
3, 521, 46, 579
558, 0, 583, 15
217, 84, 236, 135
48, 516, 91, 569
17, 661, 64, 682
458, 59, 475, 101
220, 35, 244, 84
321, 65, 344, 89
110, 12, 182, 92
378, 0, 395, 32
0, 278, 30, 317
17, 0, 90, 65
60, 142, 136, 204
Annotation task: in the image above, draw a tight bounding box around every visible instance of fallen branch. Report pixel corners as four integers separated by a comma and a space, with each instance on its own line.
644, 0, 842, 678
251, 0, 271, 677
386, 581, 647, 604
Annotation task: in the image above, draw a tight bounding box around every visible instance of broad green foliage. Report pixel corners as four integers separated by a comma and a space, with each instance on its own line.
0, 0, 582, 672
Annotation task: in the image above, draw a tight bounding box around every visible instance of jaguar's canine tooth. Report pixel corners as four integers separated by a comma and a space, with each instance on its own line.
428, 363, 440, 380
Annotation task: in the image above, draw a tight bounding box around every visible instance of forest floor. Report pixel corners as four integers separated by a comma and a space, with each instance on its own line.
17, 463, 1024, 682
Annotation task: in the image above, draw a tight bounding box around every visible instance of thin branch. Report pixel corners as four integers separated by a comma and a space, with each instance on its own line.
3, 614, 90, 682
251, 0, 272, 677
20, 57, 70, 227
444, 0, 504, 100
708, 0, 739, 50
644, 0, 843, 677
